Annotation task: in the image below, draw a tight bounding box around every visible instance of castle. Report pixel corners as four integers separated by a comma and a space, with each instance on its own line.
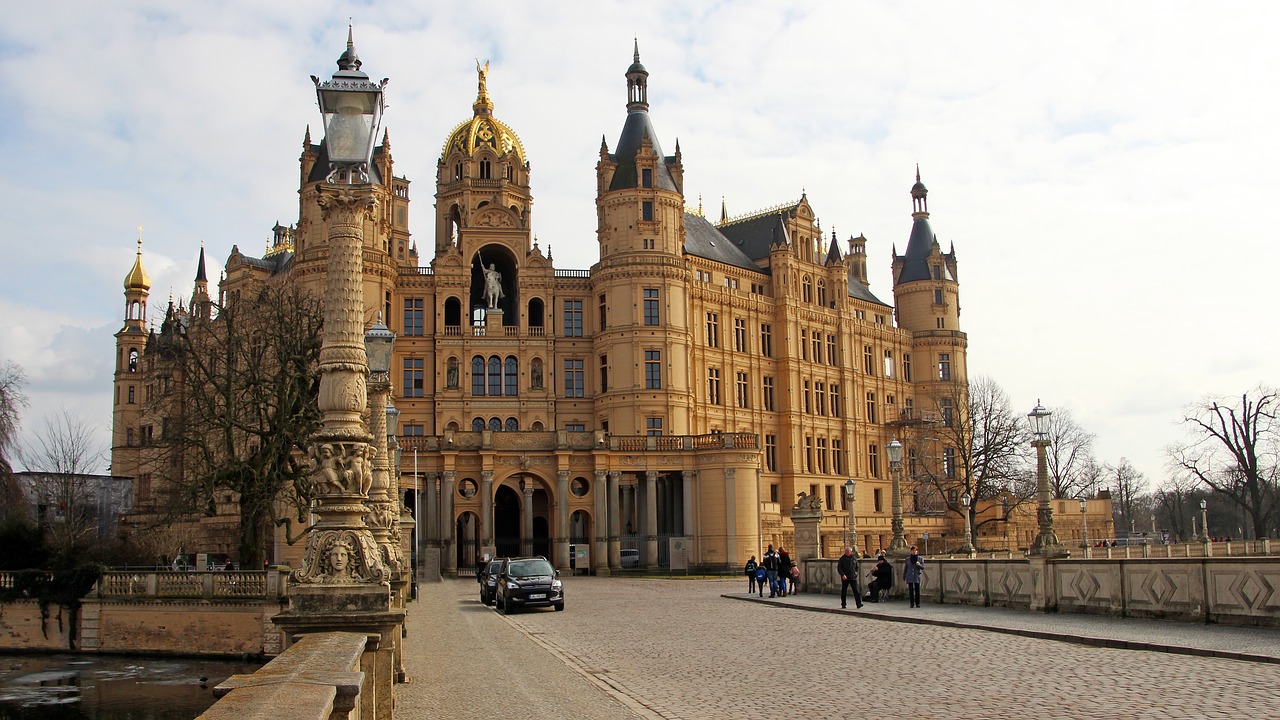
112, 40, 970, 573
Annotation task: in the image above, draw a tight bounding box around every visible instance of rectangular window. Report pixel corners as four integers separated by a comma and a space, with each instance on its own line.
770, 483, 779, 503
817, 437, 828, 473
883, 350, 894, 378
803, 380, 812, 413
599, 294, 607, 331
765, 434, 778, 472
934, 288, 944, 305
812, 334, 822, 362
734, 318, 747, 352
600, 354, 609, 393
403, 358, 424, 397
833, 439, 844, 474
641, 168, 653, 188
642, 201, 654, 222
403, 424, 425, 436
827, 334, 837, 365
566, 424, 586, 432
874, 487, 883, 513
825, 484, 834, 510
762, 376, 775, 412
645, 350, 662, 389
939, 353, 951, 381
708, 368, 721, 405
128, 385, 135, 404
403, 298, 424, 336
944, 447, 957, 479
563, 300, 583, 337
940, 397, 955, 427
831, 384, 841, 417
903, 354, 912, 382
760, 323, 773, 357
866, 392, 877, 423
705, 312, 719, 347
735, 371, 749, 408
869, 444, 879, 478
646, 417, 663, 436
863, 345, 874, 375
643, 288, 659, 326
815, 382, 826, 415
800, 330, 808, 361
564, 359, 585, 398
805, 436, 814, 473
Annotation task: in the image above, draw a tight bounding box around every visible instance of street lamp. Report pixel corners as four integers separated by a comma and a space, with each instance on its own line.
844, 478, 857, 552
886, 438, 907, 556
960, 491, 975, 556
1027, 400, 1065, 557
1079, 498, 1089, 554
1199, 499, 1210, 543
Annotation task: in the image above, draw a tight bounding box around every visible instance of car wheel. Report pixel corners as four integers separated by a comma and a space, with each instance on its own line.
553, 602, 564, 612
499, 596, 510, 615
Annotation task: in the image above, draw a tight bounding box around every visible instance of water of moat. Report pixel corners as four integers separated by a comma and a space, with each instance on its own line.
0, 653, 260, 719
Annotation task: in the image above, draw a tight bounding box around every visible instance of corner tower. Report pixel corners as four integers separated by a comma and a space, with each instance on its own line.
113, 231, 151, 482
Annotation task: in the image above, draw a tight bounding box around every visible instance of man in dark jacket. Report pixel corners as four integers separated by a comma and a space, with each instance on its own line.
837, 546, 863, 609
761, 545, 781, 597
868, 555, 894, 602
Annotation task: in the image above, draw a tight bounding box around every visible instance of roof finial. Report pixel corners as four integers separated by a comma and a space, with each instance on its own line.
474, 59, 493, 114
136, 225, 144, 251
916, 163, 921, 183
337, 21, 362, 72
634, 38, 640, 63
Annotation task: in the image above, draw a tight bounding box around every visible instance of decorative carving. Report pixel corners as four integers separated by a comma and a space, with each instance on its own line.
307, 442, 376, 496
315, 184, 379, 223
794, 491, 823, 512
474, 208, 516, 228
293, 528, 387, 585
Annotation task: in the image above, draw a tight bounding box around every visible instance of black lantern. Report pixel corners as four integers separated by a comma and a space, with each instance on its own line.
312, 26, 387, 182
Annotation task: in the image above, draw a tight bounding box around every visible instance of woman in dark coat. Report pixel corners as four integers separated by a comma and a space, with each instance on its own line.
867, 556, 894, 602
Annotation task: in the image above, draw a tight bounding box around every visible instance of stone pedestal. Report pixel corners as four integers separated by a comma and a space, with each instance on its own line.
791, 508, 823, 591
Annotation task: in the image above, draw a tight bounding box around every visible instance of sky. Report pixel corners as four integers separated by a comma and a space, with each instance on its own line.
0, 1, 1275, 487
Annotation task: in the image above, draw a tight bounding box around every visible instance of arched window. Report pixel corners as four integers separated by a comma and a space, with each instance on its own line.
445, 297, 462, 327
128, 348, 139, 373
531, 421, 544, 431
817, 280, 827, 307
488, 356, 502, 396
802, 276, 813, 304
488, 417, 502, 432
472, 417, 485, 431
472, 356, 485, 395
504, 356, 518, 396
479, 158, 492, 179
505, 417, 518, 432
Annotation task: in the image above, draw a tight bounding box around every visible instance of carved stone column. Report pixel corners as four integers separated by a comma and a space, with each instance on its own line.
555, 470, 570, 570
442, 471, 456, 573
593, 470, 609, 576
644, 470, 659, 568
480, 470, 494, 553
365, 379, 401, 587
522, 480, 535, 556
273, 184, 402, 708
607, 471, 621, 569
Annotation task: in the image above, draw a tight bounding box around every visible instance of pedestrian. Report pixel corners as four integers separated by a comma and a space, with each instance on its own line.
755, 566, 766, 597
744, 555, 759, 594
777, 547, 793, 596
837, 546, 863, 609
867, 555, 893, 602
904, 545, 925, 608
761, 544, 780, 597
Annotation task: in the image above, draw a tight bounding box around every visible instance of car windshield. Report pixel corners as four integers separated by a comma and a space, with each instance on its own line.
508, 559, 554, 578
486, 561, 502, 573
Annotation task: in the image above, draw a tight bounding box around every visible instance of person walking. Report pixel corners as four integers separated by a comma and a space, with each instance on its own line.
744, 555, 759, 594
904, 545, 925, 608
777, 547, 793, 596
761, 545, 781, 597
837, 546, 863, 609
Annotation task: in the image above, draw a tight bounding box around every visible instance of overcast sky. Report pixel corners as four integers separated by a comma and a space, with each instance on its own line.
1, 1, 1275, 489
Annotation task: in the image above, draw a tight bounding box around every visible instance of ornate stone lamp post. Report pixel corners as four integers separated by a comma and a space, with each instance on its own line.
1199, 499, 1211, 543
843, 478, 857, 550
1028, 400, 1066, 557
886, 438, 908, 557
960, 491, 975, 556
364, 317, 402, 587
1079, 498, 1089, 555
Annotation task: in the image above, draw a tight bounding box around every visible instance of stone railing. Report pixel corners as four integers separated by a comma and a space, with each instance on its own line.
200, 632, 375, 720
94, 570, 288, 600
801, 555, 1280, 627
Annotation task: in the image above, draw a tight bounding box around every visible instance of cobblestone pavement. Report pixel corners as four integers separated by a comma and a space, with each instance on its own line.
404, 577, 1280, 719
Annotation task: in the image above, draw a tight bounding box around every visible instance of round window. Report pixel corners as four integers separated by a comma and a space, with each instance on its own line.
570, 477, 589, 497
458, 479, 477, 498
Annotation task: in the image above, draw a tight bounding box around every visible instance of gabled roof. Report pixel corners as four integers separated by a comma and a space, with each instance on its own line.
683, 213, 766, 274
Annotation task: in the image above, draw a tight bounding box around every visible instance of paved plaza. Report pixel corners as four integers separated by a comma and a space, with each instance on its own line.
400, 576, 1280, 719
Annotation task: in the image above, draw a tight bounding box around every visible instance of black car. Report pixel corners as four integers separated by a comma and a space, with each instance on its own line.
477, 558, 503, 605
494, 556, 564, 613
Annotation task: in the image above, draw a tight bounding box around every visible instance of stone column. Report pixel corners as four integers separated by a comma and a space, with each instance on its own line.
593, 470, 610, 576
556, 470, 570, 570
422, 471, 438, 580
724, 468, 738, 568
522, 480, 535, 556
272, 183, 402, 717
682, 470, 696, 554
480, 470, 494, 553
608, 471, 621, 569
442, 471, 456, 574
366, 380, 402, 588
644, 470, 659, 568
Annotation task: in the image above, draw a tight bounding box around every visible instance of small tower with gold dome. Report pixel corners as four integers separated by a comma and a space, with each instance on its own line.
113, 230, 151, 481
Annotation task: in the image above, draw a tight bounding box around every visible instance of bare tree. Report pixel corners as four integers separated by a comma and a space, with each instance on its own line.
20, 410, 105, 554
147, 282, 323, 568
1168, 387, 1280, 539
1043, 408, 1099, 499
1154, 473, 1200, 542
908, 375, 1031, 547
0, 361, 27, 485
1109, 458, 1150, 536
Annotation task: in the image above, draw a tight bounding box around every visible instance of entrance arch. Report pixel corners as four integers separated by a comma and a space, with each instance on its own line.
494, 485, 521, 557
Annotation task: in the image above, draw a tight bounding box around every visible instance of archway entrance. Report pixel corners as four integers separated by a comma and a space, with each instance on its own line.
494, 485, 521, 557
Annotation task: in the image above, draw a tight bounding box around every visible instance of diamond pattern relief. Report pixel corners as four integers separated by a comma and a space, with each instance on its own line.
1070, 570, 1101, 602
952, 568, 974, 595
999, 569, 1024, 599
1230, 571, 1274, 610
1141, 570, 1178, 608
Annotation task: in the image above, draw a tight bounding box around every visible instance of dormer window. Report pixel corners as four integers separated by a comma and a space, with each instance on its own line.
931, 265, 941, 280
642, 168, 653, 188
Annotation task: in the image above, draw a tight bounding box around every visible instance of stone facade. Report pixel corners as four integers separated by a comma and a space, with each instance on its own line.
111, 45, 982, 572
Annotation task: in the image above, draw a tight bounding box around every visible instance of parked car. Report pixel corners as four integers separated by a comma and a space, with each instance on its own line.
495, 556, 564, 613
477, 558, 503, 605
620, 549, 640, 568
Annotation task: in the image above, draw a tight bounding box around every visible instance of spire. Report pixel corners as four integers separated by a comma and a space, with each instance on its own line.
626, 40, 649, 112
473, 59, 493, 115
195, 243, 208, 283
911, 165, 929, 217
720, 196, 728, 224
124, 226, 151, 292
337, 22, 362, 72
303, 125, 312, 149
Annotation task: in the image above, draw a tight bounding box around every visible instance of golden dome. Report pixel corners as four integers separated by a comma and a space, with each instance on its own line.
124, 237, 150, 292
440, 62, 526, 164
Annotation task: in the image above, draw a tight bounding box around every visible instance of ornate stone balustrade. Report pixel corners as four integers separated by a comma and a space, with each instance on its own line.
93, 570, 288, 600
